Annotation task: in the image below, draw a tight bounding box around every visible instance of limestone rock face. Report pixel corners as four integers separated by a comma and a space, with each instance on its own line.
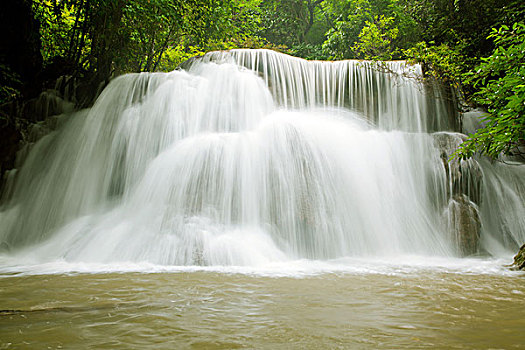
22, 90, 74, 122
461, 109, 486, 135
511, 244, 525, 271
447, 194, 481, 256
433, 132, 483, 256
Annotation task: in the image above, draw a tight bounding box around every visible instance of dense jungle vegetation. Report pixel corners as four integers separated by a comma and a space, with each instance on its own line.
1, 0, 524, 159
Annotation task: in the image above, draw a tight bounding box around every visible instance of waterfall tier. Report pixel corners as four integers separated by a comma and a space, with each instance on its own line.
0, 49, 523, 266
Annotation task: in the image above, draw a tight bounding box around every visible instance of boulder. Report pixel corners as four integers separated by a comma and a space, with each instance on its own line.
511, 244, 525, 271
447, 194, 481, 256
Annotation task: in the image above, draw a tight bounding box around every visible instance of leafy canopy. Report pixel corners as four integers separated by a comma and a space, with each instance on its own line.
457, 23, 525, 159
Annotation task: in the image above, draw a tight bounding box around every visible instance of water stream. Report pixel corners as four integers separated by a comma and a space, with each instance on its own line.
0, 49, 524, 348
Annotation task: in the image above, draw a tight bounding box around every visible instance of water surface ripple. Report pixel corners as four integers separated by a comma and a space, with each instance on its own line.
1, 269, 524, 349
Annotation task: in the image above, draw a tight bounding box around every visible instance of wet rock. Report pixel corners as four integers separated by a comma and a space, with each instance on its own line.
433, 132, 484, 256
433, 132, 483, 204
461, 109, 486, 135
0, 119, 22, 178
0, 77, 78, 194
447, 194, 481, 256
21, 90, 74, 122
511, 244, 525, 271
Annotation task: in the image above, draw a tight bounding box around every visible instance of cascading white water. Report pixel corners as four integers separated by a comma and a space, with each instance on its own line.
196, 50, 458, 132
0, 49, 523, 267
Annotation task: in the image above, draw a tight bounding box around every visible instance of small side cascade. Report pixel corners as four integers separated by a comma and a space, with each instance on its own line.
432, 132, 483, 256
479, 161, 525, 254
21, 79, 75, 123
431, 131, 525, 256
0, 75, 79, 204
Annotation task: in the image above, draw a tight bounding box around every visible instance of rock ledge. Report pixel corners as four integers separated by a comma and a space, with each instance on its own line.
511, 244, 525, 271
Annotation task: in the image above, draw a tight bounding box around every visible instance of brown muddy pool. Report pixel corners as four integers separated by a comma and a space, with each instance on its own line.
1, 265, 524, 349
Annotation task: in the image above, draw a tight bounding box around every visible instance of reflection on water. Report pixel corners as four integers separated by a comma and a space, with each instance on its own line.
1, 269, 524, 349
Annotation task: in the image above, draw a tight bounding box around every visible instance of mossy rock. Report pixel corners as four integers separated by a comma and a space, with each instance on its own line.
511, 244, 525, 271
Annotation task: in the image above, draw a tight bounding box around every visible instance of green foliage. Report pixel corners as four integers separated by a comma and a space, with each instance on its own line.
401, 0, 522, 59
322, 0, 376, 59
352, 15, 398, 60
6, 0, 525, 161
457, 23, 525, 159
257, 0, 327, 48
289, 43, 329, 60
116, 0, 266, 72
0, 64, 21, 105
322, 0, 418, 60
403, 41, 466, 88
257, 0, 303, 46
33, 0, 77, 63
30, 0, 266, 77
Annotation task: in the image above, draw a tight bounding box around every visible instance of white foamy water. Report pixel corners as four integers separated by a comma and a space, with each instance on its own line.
0, 49, 524, 274
0, 253, 517, 278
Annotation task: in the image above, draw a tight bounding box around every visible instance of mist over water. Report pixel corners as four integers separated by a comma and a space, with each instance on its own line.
0, 49, 524, 272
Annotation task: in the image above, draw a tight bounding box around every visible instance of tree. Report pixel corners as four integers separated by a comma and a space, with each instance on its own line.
257, 0, 328, 52
401, 0, 519, 60
352, 15, 398, 60
322, 0, 418, 59
31, 0, 265, 80
457, 23, 525, 160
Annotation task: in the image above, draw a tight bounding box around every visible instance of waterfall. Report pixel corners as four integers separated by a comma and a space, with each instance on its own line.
0, 49, 523, 266
194, 49, 458, 132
